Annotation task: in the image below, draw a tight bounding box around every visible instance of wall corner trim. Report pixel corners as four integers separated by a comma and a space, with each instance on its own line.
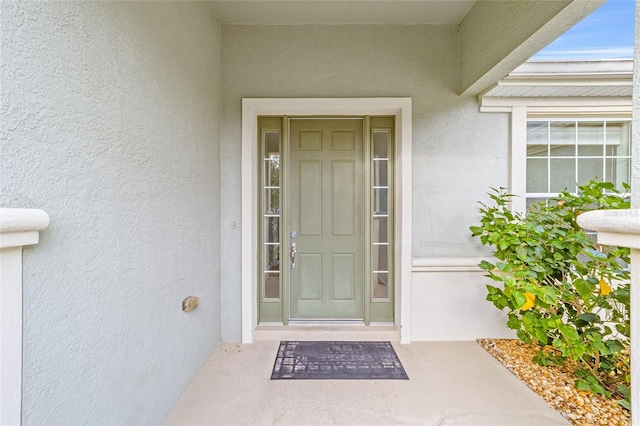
0, 208, 49, 426
0, 208, 50, 249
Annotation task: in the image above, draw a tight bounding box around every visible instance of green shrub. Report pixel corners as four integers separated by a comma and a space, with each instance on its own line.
470, 181, 631, 409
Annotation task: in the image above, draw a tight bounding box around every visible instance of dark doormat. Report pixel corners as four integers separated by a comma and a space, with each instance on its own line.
271, 341, 409, 380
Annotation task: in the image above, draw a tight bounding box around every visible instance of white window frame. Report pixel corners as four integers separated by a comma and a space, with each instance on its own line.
241, 98, 413, 344
480, 101, 633, 214
523, 116, 632, 207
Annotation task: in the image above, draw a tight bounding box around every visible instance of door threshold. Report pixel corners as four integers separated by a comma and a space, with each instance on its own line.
253, 324, 400, 342
288, 319, 365, 325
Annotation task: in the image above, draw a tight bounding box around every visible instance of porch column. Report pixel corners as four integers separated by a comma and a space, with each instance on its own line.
0, 208, 50, 425
577, 210, 640, 421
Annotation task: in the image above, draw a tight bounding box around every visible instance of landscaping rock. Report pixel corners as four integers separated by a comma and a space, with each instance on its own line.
477, 338, 631, 426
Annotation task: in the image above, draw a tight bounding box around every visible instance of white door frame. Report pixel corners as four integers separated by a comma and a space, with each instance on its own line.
241, 98, 412, 343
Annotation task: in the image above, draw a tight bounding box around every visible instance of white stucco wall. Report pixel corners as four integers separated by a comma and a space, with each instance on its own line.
221, 25, 509, 340
1, 2, 221, 424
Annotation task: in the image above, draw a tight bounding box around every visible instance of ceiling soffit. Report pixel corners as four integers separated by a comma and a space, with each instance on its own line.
209, 0, 476, 25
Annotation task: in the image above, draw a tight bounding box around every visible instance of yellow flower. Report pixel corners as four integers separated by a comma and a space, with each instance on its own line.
599, 278, 612, 296
522, 292, 536, 311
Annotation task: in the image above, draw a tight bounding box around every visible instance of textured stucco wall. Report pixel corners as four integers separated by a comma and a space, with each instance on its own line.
1, 2, 221, 424
221, 25, 509, 340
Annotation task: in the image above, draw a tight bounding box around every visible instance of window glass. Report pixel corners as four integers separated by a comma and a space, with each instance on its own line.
607, 122, 631, 156
578, 144, 603, 156
577, 158, 603, 184
262, 130, 281, 300
526, 120, 631, 206
577, 122, 604, 145
527, 121, 548, 145
371, 129, 391, 301
549, 122, 576, 145
373, 132, 389, 158
550, 159, 576, 192
526, 158, 548, 193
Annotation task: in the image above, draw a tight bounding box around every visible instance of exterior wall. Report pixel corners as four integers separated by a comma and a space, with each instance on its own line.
1, 2, 221, 424
221, 25, 510, 340
411, 261, 515, 341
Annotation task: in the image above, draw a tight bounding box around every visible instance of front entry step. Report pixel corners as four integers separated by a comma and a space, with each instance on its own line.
253, 324, 400, 342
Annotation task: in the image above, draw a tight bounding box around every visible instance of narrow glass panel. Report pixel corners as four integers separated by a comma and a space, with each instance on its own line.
527, 145, 548, 157
550, 158, 576, 193
373, 188, 388, 215
259, 124, 282, 313
549, 122, 576, 146
264, 132, 280, 155
373, 273, 389, 299
578, 158, 604, 185
526, 158, 548, 193
264, 155, 280, 187
527, 122, 548, 145
373, 217, 388, 243
373, 131, 389, 158
577, 122, 604, 146
607, 122, 631, 156
264, 272, 280, 299
373, 159, 389, 187
373, 245, 388, 272
264, 217, 279, 243
264, 188, 280, 214
264, 244, 280, 271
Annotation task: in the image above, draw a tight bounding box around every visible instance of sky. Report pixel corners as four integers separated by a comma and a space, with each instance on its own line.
532, 0, 636, 60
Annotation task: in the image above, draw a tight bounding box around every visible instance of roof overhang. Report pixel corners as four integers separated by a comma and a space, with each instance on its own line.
480, 59, 633, 113
209, 0, 476, 25
209, 0, 606, 97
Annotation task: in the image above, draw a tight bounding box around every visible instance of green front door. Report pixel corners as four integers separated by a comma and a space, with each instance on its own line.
289, 118, 364, 319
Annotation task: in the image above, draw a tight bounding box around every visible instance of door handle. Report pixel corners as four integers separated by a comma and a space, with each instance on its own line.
290, 242, 297, 269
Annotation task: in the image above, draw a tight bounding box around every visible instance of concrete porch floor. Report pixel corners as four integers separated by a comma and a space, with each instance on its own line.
164, 340, 569, 425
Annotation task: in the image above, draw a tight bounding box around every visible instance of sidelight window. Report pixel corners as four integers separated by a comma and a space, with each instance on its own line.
372, 130, 392, 300
262, 131, 281, 300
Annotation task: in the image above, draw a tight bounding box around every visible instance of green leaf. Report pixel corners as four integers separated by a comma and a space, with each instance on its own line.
606, 340, 624, 354
612, 288, 630, 304
496, 261, 512, 272
516, 329, 531, 344
617, 384, 631, 398
619, 398, 631, 411
575, 379, 591, 391
577, 313, 601, 324
486, 285, 500, 295
558, 324, 580, 342
506, 316, 521, 330
479, 260, 495, 271
512, 291, 527, 308
573, 279, 596, 297
533, 351, 550, 366
534, 328, 548, 345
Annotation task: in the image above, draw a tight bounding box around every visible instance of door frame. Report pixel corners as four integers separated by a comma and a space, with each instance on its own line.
241, 98, 412, 343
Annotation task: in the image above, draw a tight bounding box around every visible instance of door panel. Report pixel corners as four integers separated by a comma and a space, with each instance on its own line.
290, 119, 364, 319
299, 160, 322, 236
331, 161, 355, 235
